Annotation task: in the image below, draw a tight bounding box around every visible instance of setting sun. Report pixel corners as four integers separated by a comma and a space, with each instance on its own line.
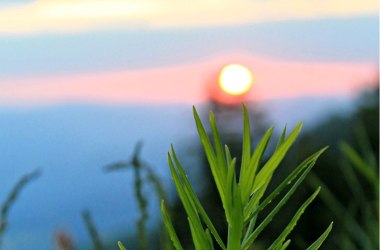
218, 64, 254, 95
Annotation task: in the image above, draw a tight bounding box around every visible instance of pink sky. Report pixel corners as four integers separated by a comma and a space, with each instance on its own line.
0, 54, 377, 106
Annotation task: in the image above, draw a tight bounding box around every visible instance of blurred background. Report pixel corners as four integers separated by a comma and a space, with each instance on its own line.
0, 1, 378, 249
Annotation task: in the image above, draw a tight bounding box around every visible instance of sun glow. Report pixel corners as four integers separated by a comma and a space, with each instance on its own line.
218, 64, 253, 96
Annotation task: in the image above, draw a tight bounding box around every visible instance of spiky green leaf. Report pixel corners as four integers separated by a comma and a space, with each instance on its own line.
268, 187, 321, 250
245, 147, 328, 221
118, 241, 127, 250
161, 201, 183, 250
252, 122, 302, 195
280, 239, 291, 250
193, 107, 226, 204
239, 104, 252, 184
170, 147, 226, 250
306, 222, 334, 250
240, 127, 274, 205
242, 154, 317, 249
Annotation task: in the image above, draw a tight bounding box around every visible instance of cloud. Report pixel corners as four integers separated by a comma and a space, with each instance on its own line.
0, 54, 376, 106
0, 0, 377, 34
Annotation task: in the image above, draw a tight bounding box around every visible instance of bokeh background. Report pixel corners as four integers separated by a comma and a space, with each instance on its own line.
0, 1, 378, 249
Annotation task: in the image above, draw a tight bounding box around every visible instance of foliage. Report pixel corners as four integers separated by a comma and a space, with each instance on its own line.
134, 105, 333, 250
105, 141, 149, 250
81, 210, 104, 250
0, 169, 41, 249
282, 86, 378, 249
105, 142, 170, 250
308, 128, 378, 249
118, 241, 127, 250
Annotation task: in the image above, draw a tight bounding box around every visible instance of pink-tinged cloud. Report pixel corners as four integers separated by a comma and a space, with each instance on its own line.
0, 54, 377, 106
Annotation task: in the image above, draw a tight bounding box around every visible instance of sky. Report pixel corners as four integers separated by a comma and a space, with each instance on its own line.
0, 0, 378, 106
0, 0, 377, 33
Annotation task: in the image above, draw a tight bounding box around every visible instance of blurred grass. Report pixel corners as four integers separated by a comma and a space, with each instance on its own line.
104, 141, 171, 250
0, 169, 41, 249
81, 210, 104, 250
308, 127, 379, 249
276, 86, 379, 249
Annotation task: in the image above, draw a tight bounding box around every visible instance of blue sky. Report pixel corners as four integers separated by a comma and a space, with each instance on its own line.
0, 16, 377, 77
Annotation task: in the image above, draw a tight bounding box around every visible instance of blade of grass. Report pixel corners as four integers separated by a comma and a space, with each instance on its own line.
171, 146, 226, 250
240, 127, 274, 205
0, 169, 41, 247
245, 147, 328, 222
205, 229, 214, 249
275, 125, 287, 150
306, 222, 333, 250
242, 215, 257, 243
226, 157, 237, 223
188, 217, 211, 250
338, 158, 364, 201
132, 160, 148, 250
244, 177, 271, 222
354, 124, 378, 169
242, 156, 316, 250
239, 104, 252, 187
252, 122, 302, 195
340, 142, 378, 192
209, 111, 228, 178
118, 241, 127, 250
228, 186, 244, 250
193, 107, 226, 205
226, 159, 244, 250
280, 239, 291, 250
268, 187, 321, 250
225, 145, 232, 168
161, 201, 183, 250
82, 210, 104, 250
307, 173, 373, 249
167, 153, 209, 247
242, 123, 302, 222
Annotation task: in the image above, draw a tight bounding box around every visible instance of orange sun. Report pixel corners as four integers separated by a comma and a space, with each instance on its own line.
218, 64, 253, 95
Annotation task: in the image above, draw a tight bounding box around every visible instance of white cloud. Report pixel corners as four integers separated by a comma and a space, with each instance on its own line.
0, 0, 377, 34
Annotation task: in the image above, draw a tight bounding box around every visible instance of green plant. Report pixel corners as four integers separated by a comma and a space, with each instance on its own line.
119, 105, 333, 250
79, 141, 170, 250
308, 126, 378, 249
105, 141, 149, 250
106, 142, 171, 250
0, 169, 41, 249
81, 209, 104, 250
